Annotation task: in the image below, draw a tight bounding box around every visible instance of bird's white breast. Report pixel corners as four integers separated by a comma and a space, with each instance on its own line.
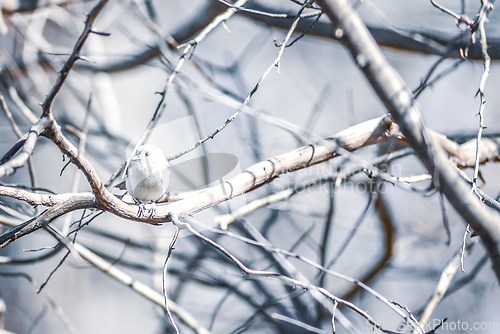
126, 149, 170, 202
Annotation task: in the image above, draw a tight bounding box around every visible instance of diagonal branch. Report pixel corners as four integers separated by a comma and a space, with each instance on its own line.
3, 114, 500, 248
41, 0, 109, 117
0, 116, 51, 178
472, 0, 493, 192
316, 0, 500, 284
0, 193, 96, 249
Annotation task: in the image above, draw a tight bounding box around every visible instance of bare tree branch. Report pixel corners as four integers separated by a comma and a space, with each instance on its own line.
316, 0, 500, 284
41, 0, 109, 117
0, 117, 50, 178
241, 2, 500, 60
472, 0, 493, 193
73, 243, 211, 334
3, 113, 500, 248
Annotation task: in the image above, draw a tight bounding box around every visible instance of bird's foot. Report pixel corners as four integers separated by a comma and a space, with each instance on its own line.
137, 202, 157, 218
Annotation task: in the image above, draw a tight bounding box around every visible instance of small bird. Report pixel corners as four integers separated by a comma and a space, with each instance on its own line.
126, 144, 170, 217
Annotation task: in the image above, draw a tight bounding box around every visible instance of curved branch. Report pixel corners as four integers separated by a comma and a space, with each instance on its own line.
342, 192, 395, 301
0, 117, 50, 178
0, 193, 96, 249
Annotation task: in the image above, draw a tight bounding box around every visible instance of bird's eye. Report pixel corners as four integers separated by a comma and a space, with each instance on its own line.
145, 152, 150, 157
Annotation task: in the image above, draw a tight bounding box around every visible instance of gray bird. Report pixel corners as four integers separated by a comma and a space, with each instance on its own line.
126, 144, 170, 217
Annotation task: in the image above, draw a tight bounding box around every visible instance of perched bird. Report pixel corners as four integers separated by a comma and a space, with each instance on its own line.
125, 144, 170, 217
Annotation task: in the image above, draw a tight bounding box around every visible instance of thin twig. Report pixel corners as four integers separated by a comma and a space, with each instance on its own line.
182, 218, 423, 333
37, 251, 70, 293
326, 189, 377, 268
0, 93, 23, 137
417, 238, 478, 330
331, 300, 338, 333
272, 313, 327, 333
456, 167, 500, 213
217, 0, 321, 19
439, 192, 451, 245
430, 0, 461, 20
62, 95, 92, 236
0, 117, 51, 178
391, 301, 424, 334
163, 223, 182, 334
320, 178, 335, 272
472, 0, 493, 193
282, 11, 323, 47
41, 0, 109, 117
168, 1, 307, 161
461, 224, 471, 272
341, 190, 396, 301
413, 58, 465, 99
130, 1, 179, 48
0, 93, 36, 186
73, 242, 211, 334
118, 0, 249, 181
447, 254, 488, 296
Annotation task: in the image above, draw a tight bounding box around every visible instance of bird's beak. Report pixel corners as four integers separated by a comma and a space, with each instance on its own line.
131, 155, 141, 161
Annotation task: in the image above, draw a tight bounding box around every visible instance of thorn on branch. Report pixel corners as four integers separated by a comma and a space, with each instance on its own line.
222, 20, 231, 33
90, 29, 111, 36
60, 160, 71, 177
77, 55, 92, 62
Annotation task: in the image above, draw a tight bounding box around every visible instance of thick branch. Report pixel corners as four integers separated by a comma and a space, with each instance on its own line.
2, 114, 500, 248
316, 0, 500, 284
0, 115, 397, 247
